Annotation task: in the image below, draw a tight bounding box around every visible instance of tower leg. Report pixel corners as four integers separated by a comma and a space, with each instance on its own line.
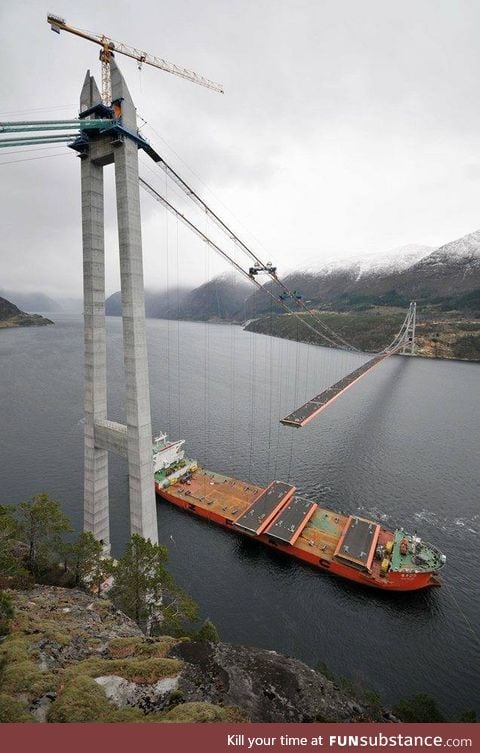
80, 62, 158, 548
82, 156, 110, 551
115, 138, 158, 544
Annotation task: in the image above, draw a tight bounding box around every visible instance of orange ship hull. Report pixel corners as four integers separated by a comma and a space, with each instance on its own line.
155, 475, 442, 592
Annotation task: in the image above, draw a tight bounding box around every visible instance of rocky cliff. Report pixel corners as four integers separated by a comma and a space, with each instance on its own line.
0, 296, 53, 329
0, 586, 394, 723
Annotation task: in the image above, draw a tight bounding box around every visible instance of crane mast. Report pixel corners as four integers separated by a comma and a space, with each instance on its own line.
47, 13, 224, 104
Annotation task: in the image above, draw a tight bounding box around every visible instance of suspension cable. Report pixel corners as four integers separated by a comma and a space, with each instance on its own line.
140, 145, 358, 352
139, 177, 350, 351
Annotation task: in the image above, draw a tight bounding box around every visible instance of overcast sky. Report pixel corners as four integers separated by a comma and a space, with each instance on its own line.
2, 0, 480, 299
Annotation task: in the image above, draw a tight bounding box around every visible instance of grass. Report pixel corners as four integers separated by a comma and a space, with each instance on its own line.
106, 635, 181, 659
0, 693, 35, 723
63, 656, 183, 685
162, 702, 245, 723
47, 676, 111, 723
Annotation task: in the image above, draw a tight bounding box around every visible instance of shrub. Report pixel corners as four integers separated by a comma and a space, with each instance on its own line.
0, 591, 14, 636
315, 660, 335, 682
194, 619, 219, 643
393, 693, 446, 722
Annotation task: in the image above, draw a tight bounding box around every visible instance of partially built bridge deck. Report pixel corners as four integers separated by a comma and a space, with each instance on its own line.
280, 346, 406, 428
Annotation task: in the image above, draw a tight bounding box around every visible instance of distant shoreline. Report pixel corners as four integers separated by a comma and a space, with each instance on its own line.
0, 314, 54, 329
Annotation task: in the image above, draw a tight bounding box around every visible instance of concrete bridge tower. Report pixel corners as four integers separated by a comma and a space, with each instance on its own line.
80, 60, 158, 549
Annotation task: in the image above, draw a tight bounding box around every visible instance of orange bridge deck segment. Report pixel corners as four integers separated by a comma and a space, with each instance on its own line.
333, 515, 380, 572
264, 496, 317, 545
233, 481, 296, 535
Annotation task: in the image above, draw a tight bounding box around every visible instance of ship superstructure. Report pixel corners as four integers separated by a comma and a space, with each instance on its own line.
153, 433, 198, 488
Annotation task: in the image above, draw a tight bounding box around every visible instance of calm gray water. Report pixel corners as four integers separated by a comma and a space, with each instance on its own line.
1, 314, 479, 716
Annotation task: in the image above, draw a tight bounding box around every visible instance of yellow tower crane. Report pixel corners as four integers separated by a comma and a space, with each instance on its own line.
47, 13, 224, 104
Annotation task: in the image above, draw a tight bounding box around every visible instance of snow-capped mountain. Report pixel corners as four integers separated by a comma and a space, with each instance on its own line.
301, 244, 436, 279
108, 230, 480, 321
412, 230, 480, 270
244, 229, 480, 318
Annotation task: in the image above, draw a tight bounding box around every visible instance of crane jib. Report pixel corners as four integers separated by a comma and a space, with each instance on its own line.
46, 13, 224, 99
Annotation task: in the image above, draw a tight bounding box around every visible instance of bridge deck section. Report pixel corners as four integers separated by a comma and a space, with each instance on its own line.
233, 481, 296, 535
264, 496, 317, 544
333, 515, 380, 571
281, 352, 391, 427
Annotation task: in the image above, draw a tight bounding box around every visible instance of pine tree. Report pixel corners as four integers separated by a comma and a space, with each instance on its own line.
0, 505, 28, 584
110, 534, 197, 634
195, 618, 220, 643
17, 494, 72, 576
62, 531, 110, 589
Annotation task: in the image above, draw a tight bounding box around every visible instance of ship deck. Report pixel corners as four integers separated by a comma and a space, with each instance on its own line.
167, 468, 264, 519
157, 468, 352, 563
390, 529, 445, 573
156, 466, 443, 589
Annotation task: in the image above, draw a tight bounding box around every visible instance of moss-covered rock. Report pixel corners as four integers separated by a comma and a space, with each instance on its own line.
1, 659, 48, 695
101, 707, 148, 722
106, 635, 181, 659
47, 676, 110, 723
162, 701, 243, 723
0, 635, 31, 664
0, 693, 34, 723
64, 656, 183, 685
106, 637, 144, 659
1, 585, 397, 724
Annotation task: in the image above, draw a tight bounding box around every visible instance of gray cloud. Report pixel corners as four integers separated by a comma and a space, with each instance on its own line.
2, 0, 480, 299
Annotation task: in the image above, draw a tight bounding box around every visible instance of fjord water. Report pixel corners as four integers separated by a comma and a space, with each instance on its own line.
1, 314, 479, 716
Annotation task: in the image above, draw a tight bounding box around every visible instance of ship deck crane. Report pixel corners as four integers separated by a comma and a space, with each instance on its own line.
47, 13, 224, 104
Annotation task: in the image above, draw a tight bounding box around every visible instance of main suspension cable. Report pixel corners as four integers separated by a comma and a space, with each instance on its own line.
139, 176, 348, 351
140, 142, 358, 352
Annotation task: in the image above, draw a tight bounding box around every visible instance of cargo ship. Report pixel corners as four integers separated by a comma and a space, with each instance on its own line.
152, 434, 446, 592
